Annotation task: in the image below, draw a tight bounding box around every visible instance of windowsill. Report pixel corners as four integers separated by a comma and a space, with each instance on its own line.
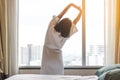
19, 66, 103, 69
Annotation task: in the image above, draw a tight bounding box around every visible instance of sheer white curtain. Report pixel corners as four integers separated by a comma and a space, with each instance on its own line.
104, 0, 116, 65
6, 0, 19, 76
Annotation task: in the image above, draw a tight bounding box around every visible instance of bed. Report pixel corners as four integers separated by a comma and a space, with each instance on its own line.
5, 74, 98, 80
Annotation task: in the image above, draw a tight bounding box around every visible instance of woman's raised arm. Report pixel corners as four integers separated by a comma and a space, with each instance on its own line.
57, 3, 82, 24
57, 3, 72, 19
73, 10, 82, 24
73, 6, 82, 24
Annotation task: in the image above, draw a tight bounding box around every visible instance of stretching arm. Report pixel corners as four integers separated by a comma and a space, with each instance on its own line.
71, 4, 82, 24
57, 3, 82, 24
57, 4, 72, 19
73, 9, 82, 24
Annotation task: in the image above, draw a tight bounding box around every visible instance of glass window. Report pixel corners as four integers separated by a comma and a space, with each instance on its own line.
86, 0, 104, 66
19, 0, 104, 67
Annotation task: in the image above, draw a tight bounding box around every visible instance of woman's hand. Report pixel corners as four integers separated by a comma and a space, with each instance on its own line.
57, 3, 82, 20
70, 3, 82, 12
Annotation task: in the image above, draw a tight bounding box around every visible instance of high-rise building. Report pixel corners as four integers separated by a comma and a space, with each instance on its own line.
20, 44, 42, 66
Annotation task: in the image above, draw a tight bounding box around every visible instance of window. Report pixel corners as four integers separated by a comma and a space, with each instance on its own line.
19, 0, 104, 67
85, 0, 104, 66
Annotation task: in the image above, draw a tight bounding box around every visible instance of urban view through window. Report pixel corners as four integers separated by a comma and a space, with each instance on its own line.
19, 0, 104, 66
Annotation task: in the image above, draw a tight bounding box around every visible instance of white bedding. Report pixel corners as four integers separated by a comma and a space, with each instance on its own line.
5, 74, 98, 80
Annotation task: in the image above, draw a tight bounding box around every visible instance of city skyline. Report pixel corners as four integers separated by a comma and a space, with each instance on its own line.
19, 44, 104, 66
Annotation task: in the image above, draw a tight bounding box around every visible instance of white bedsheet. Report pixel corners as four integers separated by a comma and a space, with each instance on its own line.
5, 74, 98, 80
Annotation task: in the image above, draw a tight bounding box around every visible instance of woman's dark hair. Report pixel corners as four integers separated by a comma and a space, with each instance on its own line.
54, 18, 72, 38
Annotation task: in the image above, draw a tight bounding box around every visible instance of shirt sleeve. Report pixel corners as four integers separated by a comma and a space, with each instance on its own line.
69, 23, 78, 37
48, 15, 60, 28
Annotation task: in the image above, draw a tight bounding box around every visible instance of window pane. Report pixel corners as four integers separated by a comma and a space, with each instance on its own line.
86, 0, 104, 66
19, 0, 82, 66
62, 1, 82, 66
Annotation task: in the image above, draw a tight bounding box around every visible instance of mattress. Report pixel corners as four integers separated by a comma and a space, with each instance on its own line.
5, 74, 98, 80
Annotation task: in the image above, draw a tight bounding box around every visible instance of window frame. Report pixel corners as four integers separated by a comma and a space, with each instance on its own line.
82, 0, 86, 66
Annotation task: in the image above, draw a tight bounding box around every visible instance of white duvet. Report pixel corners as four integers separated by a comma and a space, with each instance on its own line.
5, 74, 98, 80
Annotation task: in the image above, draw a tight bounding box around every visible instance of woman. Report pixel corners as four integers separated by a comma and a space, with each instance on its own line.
41, 3, 82, 75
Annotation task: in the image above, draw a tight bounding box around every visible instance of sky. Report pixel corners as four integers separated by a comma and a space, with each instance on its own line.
19, 0, 82, 46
